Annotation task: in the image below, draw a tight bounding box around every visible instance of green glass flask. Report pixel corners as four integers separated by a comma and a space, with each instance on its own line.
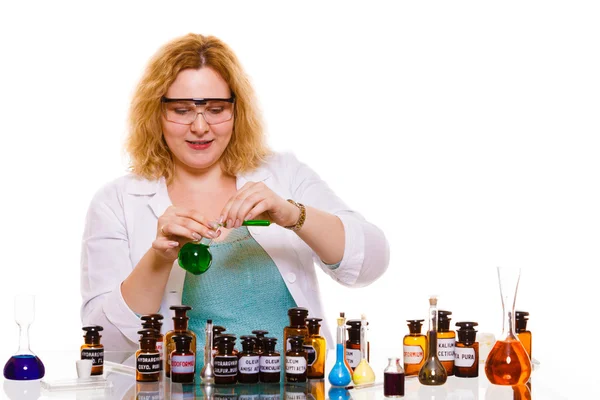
178, 242, 212, 275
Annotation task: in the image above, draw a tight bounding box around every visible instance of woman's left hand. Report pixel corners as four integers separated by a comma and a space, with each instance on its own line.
220, 182, 299, 229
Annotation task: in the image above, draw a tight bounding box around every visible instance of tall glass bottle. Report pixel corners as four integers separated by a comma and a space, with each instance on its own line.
418, 296, 447, 385
328, 315, 352, 387
136, 329, 161, 382
165, 305, 196, 378
141, 314, 164, 371
200, 319, 214, 384
403, 319, 426, 376
283, 307, 308, 351
437, 310, 455, 376
484, 267, 532, 385
515, 311, 532, 359
305, 318, 326, 379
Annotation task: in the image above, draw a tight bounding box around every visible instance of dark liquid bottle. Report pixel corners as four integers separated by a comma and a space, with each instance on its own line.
418, 296, 447, 385
81, 326, 104, 376
284, 307, 308, 351
285, 336, 307, 383
238, 336, 260, 384
346, 319, 369, 371
136, 329, 161, 382
214, 334, 238, 385
259, 337, 281, 383
171, 334, 195, 383
454, 322, 479, 378
141, 314, 164, 371
384, 357, 405, 397
251, 330, 269, 355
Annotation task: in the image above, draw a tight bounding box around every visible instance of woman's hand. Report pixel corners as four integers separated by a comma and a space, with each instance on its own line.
220, 182, 300, 229
152, 206, 221, 262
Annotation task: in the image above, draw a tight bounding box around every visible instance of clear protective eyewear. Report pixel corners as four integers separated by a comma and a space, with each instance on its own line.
161, 96, 235, 125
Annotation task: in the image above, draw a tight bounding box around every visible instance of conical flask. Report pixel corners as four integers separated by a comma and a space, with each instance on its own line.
484, 267, 532, 385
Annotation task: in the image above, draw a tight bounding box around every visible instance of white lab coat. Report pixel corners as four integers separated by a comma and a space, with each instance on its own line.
80, 152, 389, 350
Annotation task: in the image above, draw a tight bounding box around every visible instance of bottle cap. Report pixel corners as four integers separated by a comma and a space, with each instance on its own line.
437, 310, 453, 331
346, 319, 368, 342
251, 330, 268, 337
287, 336, 304, 351
306, 318, 322, 335
455, 321, 478, 344
172, 334, 193, 352
169, 305, 192, 318
216, 334, 237, 353
406, 319, 424, 334
515, 311, 529, 332
261, 337, 278, 352
240, 336, 257, 352
82, 326, 103, 342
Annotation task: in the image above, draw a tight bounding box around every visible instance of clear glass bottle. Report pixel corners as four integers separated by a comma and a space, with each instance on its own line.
484, 267, 532, 385
437, 310, 455, 376
418, 296, 447, 385
403, 319, 426, 376
384, 357, 405, 397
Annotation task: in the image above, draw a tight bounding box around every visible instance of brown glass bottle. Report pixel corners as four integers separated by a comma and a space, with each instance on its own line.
214, 334, 238, 384
171, 334, 195, 383
259, 337, 281, 383
285, 336, 307, 383
251, 330, 269, 355
403, 319, 426, 376
81, 326, 104, 376
515, 311, 532, 360
164, 305, 196, 378
284, 307, 308, 352
454, 322, 479, 378
437, 310, 455, 376
136, 329, 161, 382
305, 318, 326, 379
141, 314, 164, 371
212, 325, 227, 357
238, 336, 260, 383
346, 319, 370, 370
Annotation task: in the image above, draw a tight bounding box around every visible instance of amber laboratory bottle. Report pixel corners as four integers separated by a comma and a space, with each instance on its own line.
259, 337, 281, 383
305, 318, 326, 379
238, 336, 260, 383
212, 326, 227, 357
454, 322, 479, 378
171, 334, 195, 383
346, 319, 370, 370
515, 311, 532, 360
136, 329, 161, 382
403, 319, 426, 376
141, 314, 164, 371
285, 336, 308, 383
81, 326, 104, 376
418, 296, 447, 385
437, 310, 455, 376
214, 334, 238, 385
164, 305, 196, 378
284, 307, 308, 351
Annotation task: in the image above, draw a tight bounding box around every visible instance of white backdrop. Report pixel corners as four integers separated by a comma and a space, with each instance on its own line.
0, 1, 598, 398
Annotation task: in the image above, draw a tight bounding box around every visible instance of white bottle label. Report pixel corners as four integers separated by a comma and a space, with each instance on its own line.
346, 348, 361, 368
260, 355, 281, 373
214, 355, 238, 377
403, 345, 424, 364
454, 347, 476, 367
171, 354, 195, 374
437, 338, 455, 361
136, 352, 161, 374
81, 348, 104, 366
239, 356, 260, 374
285, 356, 307, 374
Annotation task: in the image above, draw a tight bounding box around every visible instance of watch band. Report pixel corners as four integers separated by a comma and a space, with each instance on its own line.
284, 199, 306, 232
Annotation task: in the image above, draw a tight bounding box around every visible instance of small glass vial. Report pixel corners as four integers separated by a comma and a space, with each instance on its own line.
259, 337, 281, 383
454, 322, 479, 378
286, 336, 307, 383
437, 310, 455, 376
384, 357, 405, 397
141, 314, 164, 371
345, 319, 370, 370
136, 329, 161, 382
515, 311, 532, 360
305, 318, 326, 379
284, 307, 308, 351
251, 330, 269, 355
171, 334, 195, 383
403, 319, 426, 376
81, 326, 104, 376
238, 336, 260, 384
214, 334, 238, 385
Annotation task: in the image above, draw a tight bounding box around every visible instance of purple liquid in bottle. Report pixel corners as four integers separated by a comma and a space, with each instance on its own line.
384, 371, 405, 397
3, 354, 45, 380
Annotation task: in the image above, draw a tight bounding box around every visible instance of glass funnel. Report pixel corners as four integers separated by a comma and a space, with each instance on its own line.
3, 294, 45, 380
484, 267, 531, 385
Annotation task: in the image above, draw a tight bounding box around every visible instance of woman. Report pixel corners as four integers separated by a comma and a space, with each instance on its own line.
80, 33, 389, 355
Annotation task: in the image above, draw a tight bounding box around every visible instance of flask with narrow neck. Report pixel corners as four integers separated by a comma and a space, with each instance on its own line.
328, 316, 352, 387
351, 315, 375, 384
418, 296, 447, 385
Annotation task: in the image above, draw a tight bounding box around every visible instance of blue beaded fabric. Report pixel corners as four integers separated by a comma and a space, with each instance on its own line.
182, 226, 296, 373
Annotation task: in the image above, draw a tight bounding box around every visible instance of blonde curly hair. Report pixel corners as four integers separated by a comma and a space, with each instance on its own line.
126, 33, 269, 182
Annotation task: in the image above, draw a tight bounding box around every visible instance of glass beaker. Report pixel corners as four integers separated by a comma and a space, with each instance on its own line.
484, 267, 531, 385
3, 294, 45, 380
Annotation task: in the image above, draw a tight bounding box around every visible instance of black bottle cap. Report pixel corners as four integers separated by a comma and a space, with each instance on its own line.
288, 307, 309, 317
346, 319, 368, 343
437, 310, 452, 331
82, 326, 103, 341
240, 336, 257, 352
288, 336, 305, 351
306, 318, 322, 335
455, 322, 478, 345
251, 330, 269, 337
141, 314, 164, 332
406, 320, 424, 334
213, 326, 227, 337
216, 334, 237, 354
137, 328, 159, 337
172, 334, 193, 352
515, 311, 529, 332
170, 305, 192, 318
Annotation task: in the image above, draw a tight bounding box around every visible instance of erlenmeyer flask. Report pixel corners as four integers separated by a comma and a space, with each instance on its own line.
3, 294, 45, 380
484, 267, 531, 385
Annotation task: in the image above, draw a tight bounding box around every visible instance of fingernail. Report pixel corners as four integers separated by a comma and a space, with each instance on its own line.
168, 241, 179, 248
206, 230, 216, 238
245, 214, 253, 221
216, 230, 222, 237
227, 219, 233, 229
209, 221, 220, 230
218, 215, 225, 224
192, 232, 202, 241
235, 219, 241, 228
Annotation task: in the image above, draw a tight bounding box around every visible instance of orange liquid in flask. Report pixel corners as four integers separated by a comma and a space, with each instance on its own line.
484, 338, 531, 385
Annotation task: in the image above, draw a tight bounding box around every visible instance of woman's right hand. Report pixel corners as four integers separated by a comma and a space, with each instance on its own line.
152, 206, 221, 262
